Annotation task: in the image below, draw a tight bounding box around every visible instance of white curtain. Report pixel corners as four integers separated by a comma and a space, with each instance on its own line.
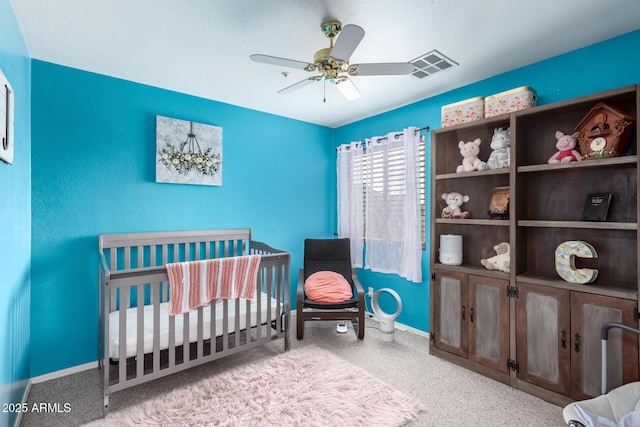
337, 142, 364, 267
336, 127, 422, 282
364, 127, 422, 283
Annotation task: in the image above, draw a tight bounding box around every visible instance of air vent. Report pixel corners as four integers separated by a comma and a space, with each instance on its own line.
410, 50, 457, 79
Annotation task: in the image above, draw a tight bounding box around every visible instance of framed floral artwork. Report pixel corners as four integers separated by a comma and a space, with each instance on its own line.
156, 115, 222, 186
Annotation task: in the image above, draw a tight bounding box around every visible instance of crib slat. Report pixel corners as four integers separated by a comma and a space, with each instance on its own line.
119, 287, 129, 383
245, 299, 252, 344
197, 307, 204, 359
137, 246, 143, 269
266, 266, 273, 338
150, 244, 156, 267
234, 298, 241, 348
210, 301, 216, 355
152, 283, 160, 373
183, 312, 190, 363
256, 267, 263, 340
136, 285, 144, 377
222, 300, 229, 352
168, 313, 175, 368
164, 243, 171, 303
124, 246, 131, 270
275, 264, 283, 333
110, 250, 117, 312
161, 244, 167, 264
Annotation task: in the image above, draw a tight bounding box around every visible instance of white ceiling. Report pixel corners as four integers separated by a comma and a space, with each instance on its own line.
10, 0, 640, 128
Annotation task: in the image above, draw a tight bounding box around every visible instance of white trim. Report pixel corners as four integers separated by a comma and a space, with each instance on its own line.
365, 311, 430, 339
13, 379, 31, 427
30, 361, 98, 384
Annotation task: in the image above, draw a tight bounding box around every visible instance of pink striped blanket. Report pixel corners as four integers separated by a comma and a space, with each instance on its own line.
166, 255, 261, 316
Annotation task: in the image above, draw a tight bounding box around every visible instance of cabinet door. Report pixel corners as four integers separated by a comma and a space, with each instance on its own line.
570, 292, 639, 400
468, 275, 510, 374
516, 283, 571, 395
432, 271, 468, 358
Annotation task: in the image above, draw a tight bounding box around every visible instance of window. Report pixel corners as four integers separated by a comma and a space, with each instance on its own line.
337, 127, 425, 283
357, 135, 426, 248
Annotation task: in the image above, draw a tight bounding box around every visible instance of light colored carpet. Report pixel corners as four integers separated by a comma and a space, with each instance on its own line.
21, 317, 566, 426
85, 344, 423, 427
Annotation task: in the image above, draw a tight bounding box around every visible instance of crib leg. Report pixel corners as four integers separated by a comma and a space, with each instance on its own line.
103, 394, 109, 415
283, 312, 291, 351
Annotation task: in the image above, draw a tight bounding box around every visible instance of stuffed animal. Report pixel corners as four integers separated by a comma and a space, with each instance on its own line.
548, 131, 582, 163
481, 242, 510, 273
456, 138, 488, 173
486, 127, 511, 169
441, 192, 470, 219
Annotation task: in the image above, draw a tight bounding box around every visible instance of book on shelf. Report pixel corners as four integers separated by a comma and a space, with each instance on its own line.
581, 193, 612, 221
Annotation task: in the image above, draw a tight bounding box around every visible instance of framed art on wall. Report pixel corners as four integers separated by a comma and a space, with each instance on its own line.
0, 68, 14, 165
156, 115, 223, 186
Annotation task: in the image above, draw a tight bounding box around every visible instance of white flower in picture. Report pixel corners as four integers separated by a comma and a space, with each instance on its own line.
156, 115, 222, 186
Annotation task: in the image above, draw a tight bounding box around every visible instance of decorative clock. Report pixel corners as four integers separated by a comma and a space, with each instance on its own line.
575, 102, 635, 159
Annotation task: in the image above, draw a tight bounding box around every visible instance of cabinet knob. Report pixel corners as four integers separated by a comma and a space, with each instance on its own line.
461, 304, 466, 320
469, 307, 475, 323
574, 333, 581, 353
561, 329, 567, 349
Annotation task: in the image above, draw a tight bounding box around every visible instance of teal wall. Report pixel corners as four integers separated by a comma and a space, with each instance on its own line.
30, 62, 334, 376
0, 0, 31, 425
334, 29, 640, 332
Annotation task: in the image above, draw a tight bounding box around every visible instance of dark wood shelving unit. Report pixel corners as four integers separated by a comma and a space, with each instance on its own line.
429, 84, 639, 406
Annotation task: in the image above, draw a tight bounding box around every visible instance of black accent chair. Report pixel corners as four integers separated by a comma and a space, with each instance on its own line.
296, 238, 365, 340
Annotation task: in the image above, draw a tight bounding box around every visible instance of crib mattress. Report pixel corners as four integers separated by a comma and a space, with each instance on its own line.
108, 292, 276, 359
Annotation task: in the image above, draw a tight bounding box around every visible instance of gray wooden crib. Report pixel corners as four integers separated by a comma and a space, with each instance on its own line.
98, 228, 290, 411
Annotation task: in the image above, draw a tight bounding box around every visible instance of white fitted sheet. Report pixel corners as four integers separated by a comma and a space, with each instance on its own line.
108, 292, 277, 359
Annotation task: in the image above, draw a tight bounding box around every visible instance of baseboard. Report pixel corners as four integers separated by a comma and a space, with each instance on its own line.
13, 379, 31, 427
364, 311, 430, 339
30, 361, 98, 384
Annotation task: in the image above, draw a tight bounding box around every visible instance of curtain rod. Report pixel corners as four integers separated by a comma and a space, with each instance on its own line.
371, 126, 430, 142
336, 126, 430, 151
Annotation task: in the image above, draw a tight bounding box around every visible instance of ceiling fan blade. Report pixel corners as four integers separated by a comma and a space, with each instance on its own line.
330, 24, 365, 62
250, 54, 312, 70
335, 77, 361, 101
352, 62, 415, 76
277, 77, 319, 95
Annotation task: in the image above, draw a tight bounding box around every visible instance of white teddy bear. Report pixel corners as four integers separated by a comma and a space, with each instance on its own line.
481, 242, 510, 273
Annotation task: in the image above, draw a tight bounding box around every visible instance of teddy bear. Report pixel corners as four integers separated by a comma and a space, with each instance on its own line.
486, 127, 511, 170
456, 138, 488, 173
548, 131, 582, 163
441, 192, 470, 219
481, 242, 510, 273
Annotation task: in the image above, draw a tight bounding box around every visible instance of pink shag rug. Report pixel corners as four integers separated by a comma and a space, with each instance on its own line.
89, 345, 423, 426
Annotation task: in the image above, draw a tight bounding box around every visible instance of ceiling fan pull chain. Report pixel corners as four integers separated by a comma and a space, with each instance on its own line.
323, 78, 326, 103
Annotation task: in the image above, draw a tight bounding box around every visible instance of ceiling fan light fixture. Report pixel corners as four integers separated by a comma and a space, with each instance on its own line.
335, 77, 361, 100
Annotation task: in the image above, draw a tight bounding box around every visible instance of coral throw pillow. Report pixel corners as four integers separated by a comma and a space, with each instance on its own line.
304, 271, 352, 303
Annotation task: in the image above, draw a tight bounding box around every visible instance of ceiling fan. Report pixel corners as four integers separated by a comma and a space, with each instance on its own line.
250, 20, 415, 101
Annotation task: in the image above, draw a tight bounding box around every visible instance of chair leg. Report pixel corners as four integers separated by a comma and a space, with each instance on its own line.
358, 312, 365, 339
296, 311, 304, 340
